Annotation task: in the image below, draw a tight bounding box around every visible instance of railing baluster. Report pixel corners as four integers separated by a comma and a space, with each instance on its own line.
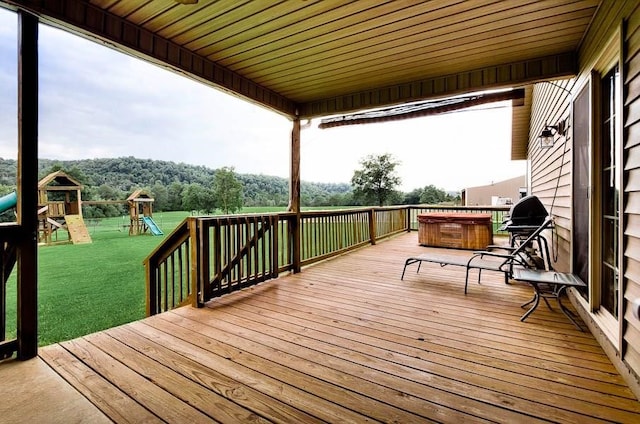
212, 221, 220, 296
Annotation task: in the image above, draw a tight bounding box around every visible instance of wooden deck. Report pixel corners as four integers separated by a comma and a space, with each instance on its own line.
3, 232, 640, 423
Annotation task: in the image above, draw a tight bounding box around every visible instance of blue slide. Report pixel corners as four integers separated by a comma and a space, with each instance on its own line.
0, 191, 17, 214
142, 216, 164, 236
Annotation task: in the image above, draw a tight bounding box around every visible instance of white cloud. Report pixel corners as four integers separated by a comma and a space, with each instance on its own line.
0, 8, 525, 192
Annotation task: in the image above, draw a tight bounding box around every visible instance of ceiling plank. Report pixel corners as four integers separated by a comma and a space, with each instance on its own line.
259, 25, 588, 96
299, 53, 576, 118
2, 0, 598, 118
239, 9, 594, 81
10, 0, 298, 117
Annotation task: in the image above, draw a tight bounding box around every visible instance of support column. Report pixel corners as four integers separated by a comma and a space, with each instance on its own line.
288, 118, 301, 273
288, 118, 301, 213
17, 11, 39, 359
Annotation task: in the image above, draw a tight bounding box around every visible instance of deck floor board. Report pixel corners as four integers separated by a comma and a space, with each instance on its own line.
3, 232, 639, 423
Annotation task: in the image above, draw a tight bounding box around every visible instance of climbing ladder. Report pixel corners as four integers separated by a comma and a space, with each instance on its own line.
64, 214, 92, 244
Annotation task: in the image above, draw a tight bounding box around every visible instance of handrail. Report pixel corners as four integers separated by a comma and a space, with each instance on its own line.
144, 219, 192, 316
0, 223, 20, 359
144, 205, 511, 315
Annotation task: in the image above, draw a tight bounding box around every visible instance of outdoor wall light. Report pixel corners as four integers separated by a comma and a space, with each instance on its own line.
538, 119, 567, 149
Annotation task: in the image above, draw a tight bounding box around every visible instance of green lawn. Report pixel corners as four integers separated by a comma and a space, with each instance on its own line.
3, 208, 284, 346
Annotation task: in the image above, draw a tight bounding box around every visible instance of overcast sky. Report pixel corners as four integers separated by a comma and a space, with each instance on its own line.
0, 8, 525, 192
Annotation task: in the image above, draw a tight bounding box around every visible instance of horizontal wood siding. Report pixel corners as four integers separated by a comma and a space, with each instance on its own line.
529, 79, 573, 273
624, 2, 640, 384
529, 0, 640, 391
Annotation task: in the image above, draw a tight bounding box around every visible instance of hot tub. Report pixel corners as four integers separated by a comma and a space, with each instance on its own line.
417, 213, 493, 250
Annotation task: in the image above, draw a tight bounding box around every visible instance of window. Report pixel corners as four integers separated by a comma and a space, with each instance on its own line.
600, 64, 620, 319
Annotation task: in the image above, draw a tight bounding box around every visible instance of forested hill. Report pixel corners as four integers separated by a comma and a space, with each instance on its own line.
0, 157, 352, 208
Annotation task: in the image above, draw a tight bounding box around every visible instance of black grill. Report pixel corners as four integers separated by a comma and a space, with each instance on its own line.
499, 195, 552, 270
499, 195, 548, 230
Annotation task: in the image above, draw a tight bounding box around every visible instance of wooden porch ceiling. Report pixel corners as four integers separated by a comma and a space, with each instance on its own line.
1, 0, 598, 119
5, 233, 639, 423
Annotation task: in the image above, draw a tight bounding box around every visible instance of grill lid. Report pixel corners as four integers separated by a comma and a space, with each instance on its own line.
500, 195, 548, 229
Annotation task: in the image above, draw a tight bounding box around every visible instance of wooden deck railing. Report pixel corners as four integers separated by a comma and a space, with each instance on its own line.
144, 220, 191, 316
300, 209, 373, 266
195, 213, 296, 304
0, 224, 20, 359
144, 205, 510, 315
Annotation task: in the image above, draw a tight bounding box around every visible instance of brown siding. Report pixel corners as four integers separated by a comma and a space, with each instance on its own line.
529, 0, 640, 393
623, 1, 640, 385
529, 79, 574, 273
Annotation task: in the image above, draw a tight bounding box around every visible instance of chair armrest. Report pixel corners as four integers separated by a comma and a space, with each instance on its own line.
470, 251, 531, 268
484, 245, 516, 252
474, 251, 514, 260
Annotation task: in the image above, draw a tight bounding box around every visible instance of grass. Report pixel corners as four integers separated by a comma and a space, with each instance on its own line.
3, 208, 284, 346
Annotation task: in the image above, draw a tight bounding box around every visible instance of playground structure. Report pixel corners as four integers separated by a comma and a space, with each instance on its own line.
0, 191, 17, 216
127, 189, 163, 236
1, 175, 163, 245
37, 171, 91, 245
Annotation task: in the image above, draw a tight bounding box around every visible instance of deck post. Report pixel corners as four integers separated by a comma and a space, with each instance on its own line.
287, 117, 301, 213
144, 258, 157, 316
369, 209, 377, 245
189, 217, 206, 308
16, 11, 39, 360
288, 118, 301, 273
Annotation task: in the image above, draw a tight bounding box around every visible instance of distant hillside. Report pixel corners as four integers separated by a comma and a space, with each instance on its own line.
0, 157, 353, 211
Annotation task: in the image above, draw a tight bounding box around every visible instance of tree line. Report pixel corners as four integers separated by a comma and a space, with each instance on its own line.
0, 156, 458, 219
0, 157, 355, 217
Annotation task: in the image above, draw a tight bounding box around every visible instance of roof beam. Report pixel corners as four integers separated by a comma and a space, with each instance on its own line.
300, 52, 577, 118
3, 0, 298, 118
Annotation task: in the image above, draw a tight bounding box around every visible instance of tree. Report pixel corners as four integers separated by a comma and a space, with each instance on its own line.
419, 184, 448, 204
213, 167, 243, 214
150, 182, 169, 211
351, 153, 401, 206
166, 182, 184, 211
96, 183, 123, 200
181, 183, 216, 213
403, 188, 422, 204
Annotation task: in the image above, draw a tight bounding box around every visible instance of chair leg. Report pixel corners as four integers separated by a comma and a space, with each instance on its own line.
401, 259, 411, 280
541, 295, 554, 311
556, 286, 584, 331
464, 268, 470, 294
401, 258, 420, 280
520, 293, 540, 321
521, 284, 542, 321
